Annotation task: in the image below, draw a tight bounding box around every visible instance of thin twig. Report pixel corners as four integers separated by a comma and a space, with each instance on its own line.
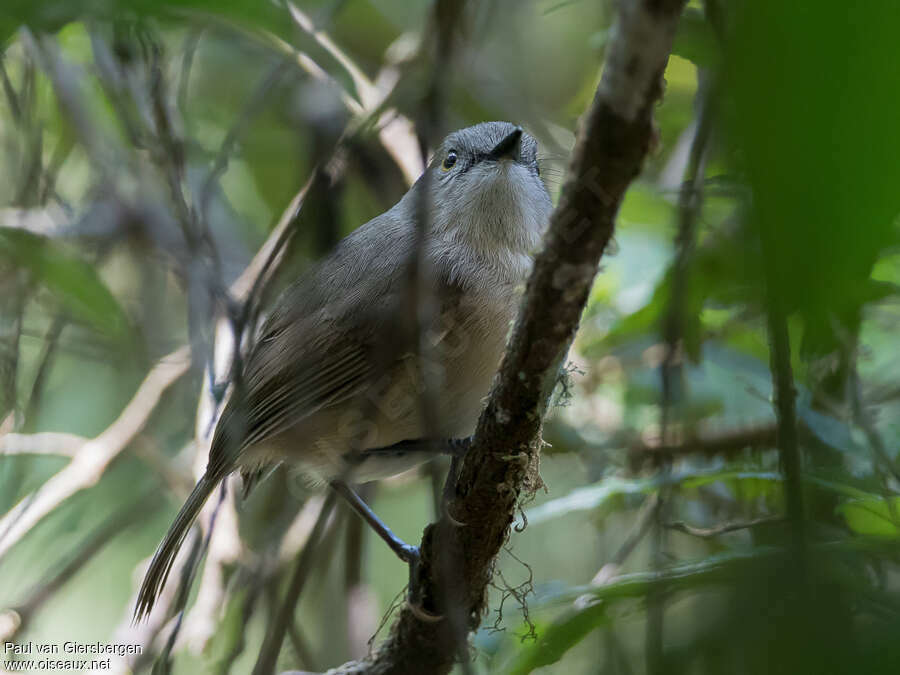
0, 491, 158, 643
629, 424, 777, 465
760, 233, 806, 547
586, 493, 659, 592
0, 432, 86, 457
0, 346, 191, 561
0, 274, 26, 426
14, 126, 44, 206
152, 515, 212, 674
285, 503, 346, 670
850, 367, 900, 485
23, 31, 118, 179
177, 27, 203, 117
178, 477, 243, 653
251, 490, 338, 675
647, 74, 717, 675
91, 529, 202, 675
285, 3, 422, 184
285, 617, 318, 672
23, 314, 66, 429
0, 53, 22, 122
216, 571, 263, 673
198, 58, 293, 221
666, 515, 783, 538
86, 25, 148, 149
399, 2, 474, 671
538, 536, 900, 611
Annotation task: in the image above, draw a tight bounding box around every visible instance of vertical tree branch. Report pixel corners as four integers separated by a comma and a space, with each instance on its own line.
252, 490, 339, 675
646, 75, 717, 674
763, 279, 805, 541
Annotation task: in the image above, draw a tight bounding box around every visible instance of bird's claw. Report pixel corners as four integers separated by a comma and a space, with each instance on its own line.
403, 545, 443, 622
442, 500, 467, 527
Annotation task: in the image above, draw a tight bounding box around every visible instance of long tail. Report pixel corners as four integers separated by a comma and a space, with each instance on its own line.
133, 475, 216, 621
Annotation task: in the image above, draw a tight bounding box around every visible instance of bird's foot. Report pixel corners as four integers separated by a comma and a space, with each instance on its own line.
440, 449, 470, 527
401, 545, 442, 622
446, 436, 473, 457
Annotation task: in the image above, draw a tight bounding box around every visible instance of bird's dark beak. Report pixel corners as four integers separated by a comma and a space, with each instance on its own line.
487, 127, 523, 162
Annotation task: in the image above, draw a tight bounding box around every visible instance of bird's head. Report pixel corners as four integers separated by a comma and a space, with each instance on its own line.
422, 121, 552, 256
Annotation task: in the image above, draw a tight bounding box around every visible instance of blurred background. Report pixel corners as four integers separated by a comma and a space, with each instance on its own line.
2, 0, 900, 673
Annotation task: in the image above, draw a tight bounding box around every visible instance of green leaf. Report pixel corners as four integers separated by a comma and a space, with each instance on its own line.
527, 470, 887, 526
592, 273, 668, 355
797, 400, 862, 457
526, 475, 659, 525
0, 0, 290, 45
536, 548, 781, 610
805, 476, 877, 500
837, 497, 900, 538
671, 8, 720, 68
527, 470, 781, 525
505, 603, 607, 675
682, 470, 782, 501
505, 548, 785, 674
543, 0, 586, 16
728, 3, 900, 356
618, 184, 677, 234
0, 227, 132, 342
592, 228, 757, 361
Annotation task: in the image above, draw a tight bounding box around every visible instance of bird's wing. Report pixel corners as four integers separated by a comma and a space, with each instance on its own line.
207, 310, 376, 479
207, 212, 418, 480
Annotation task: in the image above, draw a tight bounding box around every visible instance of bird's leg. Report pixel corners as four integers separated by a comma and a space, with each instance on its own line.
332, 437, 474, 613
346, 436, 473, 462
330, 480, 436, 616
439, 438, 471, 522
443, 436, 473, 458
345, 437, 472, 524
441, 455, 464, 523
330, 480, 418, 563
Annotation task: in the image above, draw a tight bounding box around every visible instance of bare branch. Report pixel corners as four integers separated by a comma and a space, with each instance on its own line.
761, 207, 806, 548
0, 346, 191, 560
285, 3, 422, 184
0, 491, 156, 644
90, 528, 204, 675
252, 491, 339, 675
0, 53, 22, 122
666, 515, 784, 538
629, 424, 777, 466
851, 367, 900, 485
0, 431, 86, 457
178, 478, 243, 653
198, 58, 293, 220
22, 313, 67, 427
586, 493, 659, 591
647, 76, 717, 673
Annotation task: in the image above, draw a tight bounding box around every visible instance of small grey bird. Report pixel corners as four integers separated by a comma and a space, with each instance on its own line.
135, 121, 552, 619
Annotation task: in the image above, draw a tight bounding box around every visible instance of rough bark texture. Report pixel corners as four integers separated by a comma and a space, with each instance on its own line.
325, 1, 686, 672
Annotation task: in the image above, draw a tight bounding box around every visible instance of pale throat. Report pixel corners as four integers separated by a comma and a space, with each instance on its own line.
464, 169, 545, 242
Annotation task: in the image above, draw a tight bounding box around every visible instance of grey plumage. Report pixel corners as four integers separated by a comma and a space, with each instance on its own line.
134, 121, 552, 620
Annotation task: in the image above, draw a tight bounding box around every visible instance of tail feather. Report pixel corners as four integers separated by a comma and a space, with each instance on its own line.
133, 475, 216, 621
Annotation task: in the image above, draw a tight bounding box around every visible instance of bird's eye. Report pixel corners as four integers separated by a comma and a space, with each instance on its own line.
441, 151, 458, 172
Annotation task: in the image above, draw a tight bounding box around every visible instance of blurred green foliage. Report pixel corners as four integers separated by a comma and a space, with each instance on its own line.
0, 227, 133, 343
